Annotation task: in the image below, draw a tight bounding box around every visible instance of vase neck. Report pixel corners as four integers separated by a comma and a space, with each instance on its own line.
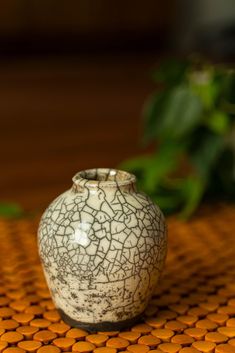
72, 168, 137, 193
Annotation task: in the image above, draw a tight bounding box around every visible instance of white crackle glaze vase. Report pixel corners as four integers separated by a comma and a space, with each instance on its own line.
38, 168, 167, 331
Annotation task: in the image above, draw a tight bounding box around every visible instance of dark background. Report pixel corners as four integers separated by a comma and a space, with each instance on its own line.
0, 0, 234, 210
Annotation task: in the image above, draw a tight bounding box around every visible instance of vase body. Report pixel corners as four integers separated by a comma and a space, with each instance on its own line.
38, 168, 167, 331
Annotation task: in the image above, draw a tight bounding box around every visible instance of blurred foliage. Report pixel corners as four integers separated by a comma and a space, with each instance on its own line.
0, 202, 24, 218
121, 58, 235, 218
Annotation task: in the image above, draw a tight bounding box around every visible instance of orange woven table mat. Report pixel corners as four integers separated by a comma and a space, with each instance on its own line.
0, 204, 235, 353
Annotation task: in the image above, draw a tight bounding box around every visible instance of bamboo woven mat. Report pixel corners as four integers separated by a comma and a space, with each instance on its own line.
0, 204, 235, 353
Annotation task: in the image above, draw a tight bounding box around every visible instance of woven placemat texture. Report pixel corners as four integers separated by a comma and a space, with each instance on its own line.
0, 204, 235, 353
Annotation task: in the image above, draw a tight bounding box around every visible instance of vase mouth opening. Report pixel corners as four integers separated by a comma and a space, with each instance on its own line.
72, 168, 136, 188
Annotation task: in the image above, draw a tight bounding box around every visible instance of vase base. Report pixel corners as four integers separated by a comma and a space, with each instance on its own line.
58, 308, 144, 332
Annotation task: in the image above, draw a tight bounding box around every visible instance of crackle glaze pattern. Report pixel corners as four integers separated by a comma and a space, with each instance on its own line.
38, 169, 167, 327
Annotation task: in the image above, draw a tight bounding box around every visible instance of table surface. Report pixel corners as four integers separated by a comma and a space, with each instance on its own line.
0, 203, 234, 352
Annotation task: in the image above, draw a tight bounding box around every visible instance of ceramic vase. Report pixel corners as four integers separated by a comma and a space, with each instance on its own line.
38, 168, 167, 331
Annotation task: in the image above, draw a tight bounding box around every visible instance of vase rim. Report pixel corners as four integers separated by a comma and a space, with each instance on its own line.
72, 168, 136, 188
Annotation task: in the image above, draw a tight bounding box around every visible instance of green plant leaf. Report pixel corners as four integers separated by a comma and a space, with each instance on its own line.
206, 110, 230, 134
211, 148, 235, 198
190, 132, 224, 178
222, 70, 235, 106
151, 193, 182, 215
179, 176, 206, 219
119, 155, 151, 173
219, 71, 235, 116
0, 202, 24, 218
156, 85, 203, 139
152, 59, 189, 85
119, 58, 235, 219
189, 69, 220, 110
144, 142, 186, 193
142, 91, 168, 144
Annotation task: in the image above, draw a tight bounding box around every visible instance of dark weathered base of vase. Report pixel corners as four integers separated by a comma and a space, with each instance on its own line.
59, 308, 143, 332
